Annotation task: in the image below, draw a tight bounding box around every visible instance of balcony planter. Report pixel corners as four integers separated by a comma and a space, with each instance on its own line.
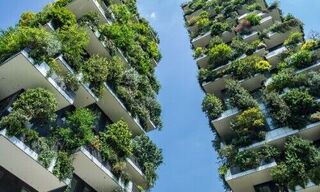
0, 50, 75, 110
0, 129, 68, 191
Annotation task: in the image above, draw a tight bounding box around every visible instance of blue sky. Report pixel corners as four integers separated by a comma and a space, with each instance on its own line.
0, 0, 320, 191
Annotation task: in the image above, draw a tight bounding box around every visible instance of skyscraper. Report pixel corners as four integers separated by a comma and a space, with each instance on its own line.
182, 0, 320, 191
0, 0, 162, 191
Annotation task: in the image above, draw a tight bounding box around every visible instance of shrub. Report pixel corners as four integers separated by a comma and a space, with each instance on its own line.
284, 32, 304, 48
234, 149, 260, 171
53, 108, 95, 152
13, 88, 57, 120
193, 47, 204, 58
202, 94, 224, 120
271, 136, 320, 190
110, 4, 132, 23
57, 25, 89, 71
301, 40, 318, 51
231, 107, 266, 146
255, 60, 271, 73
282, 89, 318, 116
225, 80, 258, 109
208, 43, 232, 66
228, 55, 264, 79
53, 151, 74, 181
0, 27, 61, 63
33, 5, 77, 28
211, 21, 230, 36
246, 13, 261, 26
0, 110, 28, 137
100, 120, 132, 158
132, 135, 163, 188
82, 55, 109, 97
264, 91, 291, 126
267, 69, 295, 92
79, 12, 100, 29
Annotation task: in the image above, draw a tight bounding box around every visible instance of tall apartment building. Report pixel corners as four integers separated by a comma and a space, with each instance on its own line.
182, 0, 320, 191
0, 0, 162, 191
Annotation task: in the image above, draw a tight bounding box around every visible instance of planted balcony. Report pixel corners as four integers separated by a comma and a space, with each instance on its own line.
200, 55, 270, 96
0, 50, 75, 110
263, 16, 302, 49
0, 88, 69, 191
61, 0, 112, 24
221, 145, 280, 192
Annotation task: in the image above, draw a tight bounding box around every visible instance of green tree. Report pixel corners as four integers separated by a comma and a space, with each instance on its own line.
202, 94, 224, 120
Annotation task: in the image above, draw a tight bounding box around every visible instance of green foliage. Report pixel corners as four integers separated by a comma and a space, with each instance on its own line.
32, 5, 77, 28
282, 89, 318, 117
53, 151, 74, 181
13, 88, 57, 120
301, 40, 318, 51
100, 120, 132, 158
208, 43, 232, 66
0, 27, 61, 63
231, 107, 266, 146
53, 108, 95, 152
255, 60, 271, 73
225, 80, 258, 110
193, 47, 204, 58
132, 135, 163, 189
57, 25, 89, 71
211, 21, 230, 36
228, 55, 265, 79
246, 13, 261, 26
270, 16, 301, 33
202, 94, 224, 120
107, 56, 126, 85
284, 32, 304, 48
264, 91, 291, 126
79, 12, 100, 29
0, 110, 28, 136
286, 50, 314, 69
110, 4, 132, 23
37, 138, 56, 168
271, 136, 320, 190
267, 69, 295, 92
116, 68, 162, 128
82, 55, 109, 97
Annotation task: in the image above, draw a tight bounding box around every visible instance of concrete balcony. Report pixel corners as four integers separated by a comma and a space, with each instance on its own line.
242, 31, 259, 43
226, 160, 276, 192
253, 16, 274, 31
296, 61, 320, 74
266, 46, 287, 69
72, 146, 123, 192
192, 30, 235, 48
0, 129, 67, 191
211, 108, 239, 140
185, 8, 216, 26
0, 51, 75, 110
66, 0, 111, 24
196, 54, 209, 68
290, 181, 320, 192
242, 121, 320, 151
97, 83, 150, 135
191, 31, 211, 48
125, 157, 147, 189
202, 73, 266, 97
221, 30, 236, 43
237, 0, 267, 15
55, 55, 99, 107
85, 26, 129, 66
264, 27, 302, 50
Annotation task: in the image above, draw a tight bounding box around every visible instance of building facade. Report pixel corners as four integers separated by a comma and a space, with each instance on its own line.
0, 0, 162, 191
182, 0, 320, 191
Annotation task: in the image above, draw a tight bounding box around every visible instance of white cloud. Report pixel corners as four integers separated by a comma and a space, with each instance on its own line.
150, 12, 156, 19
